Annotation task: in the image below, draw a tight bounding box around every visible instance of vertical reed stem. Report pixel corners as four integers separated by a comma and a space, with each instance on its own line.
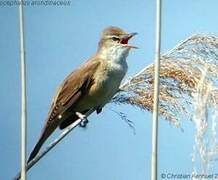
19, 1, 27, 180
151, 0, 162, 179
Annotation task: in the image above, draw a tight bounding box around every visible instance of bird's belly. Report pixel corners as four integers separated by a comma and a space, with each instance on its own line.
75, 69, 125, 111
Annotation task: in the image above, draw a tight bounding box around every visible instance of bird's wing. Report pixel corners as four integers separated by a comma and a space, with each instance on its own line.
27, 59, 101, 163
48, 59, 101, 120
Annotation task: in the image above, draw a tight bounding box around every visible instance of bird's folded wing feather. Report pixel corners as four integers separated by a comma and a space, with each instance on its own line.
47, 59, 101, 122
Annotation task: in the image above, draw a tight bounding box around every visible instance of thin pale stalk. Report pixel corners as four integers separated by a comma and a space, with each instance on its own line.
18, 1, 27, 180
151, 0, 162, 179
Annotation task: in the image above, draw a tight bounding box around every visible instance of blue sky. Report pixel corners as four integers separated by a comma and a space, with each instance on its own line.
1, 0, 218, 179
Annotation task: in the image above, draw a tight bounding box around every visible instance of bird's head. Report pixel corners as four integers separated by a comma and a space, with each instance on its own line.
97, 26, 137, 60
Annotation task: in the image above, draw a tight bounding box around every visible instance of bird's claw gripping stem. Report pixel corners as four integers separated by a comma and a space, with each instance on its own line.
76, 112, 89, 127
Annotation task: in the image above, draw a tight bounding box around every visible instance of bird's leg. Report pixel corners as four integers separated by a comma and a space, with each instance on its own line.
76, 112, 89, 128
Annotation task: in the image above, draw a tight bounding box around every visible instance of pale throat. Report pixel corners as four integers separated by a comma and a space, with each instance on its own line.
98, 45, 130, 64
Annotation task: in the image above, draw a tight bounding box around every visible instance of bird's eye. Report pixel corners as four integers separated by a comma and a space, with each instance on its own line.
112, 37, 120, 42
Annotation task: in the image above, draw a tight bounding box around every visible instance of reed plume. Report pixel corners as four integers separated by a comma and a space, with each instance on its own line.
113, 34, 218, 127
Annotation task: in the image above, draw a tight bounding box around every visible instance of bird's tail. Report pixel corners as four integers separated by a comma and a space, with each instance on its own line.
27, 134, 46, 163
27, 118, 59, 163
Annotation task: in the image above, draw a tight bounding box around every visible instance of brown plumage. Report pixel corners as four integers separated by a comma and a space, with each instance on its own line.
27, 26, 137, 163
28, 60, 100, 162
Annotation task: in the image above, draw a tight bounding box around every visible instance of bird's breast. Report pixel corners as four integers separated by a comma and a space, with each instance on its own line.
93, 60, 127, 94
75, 60, 127, 111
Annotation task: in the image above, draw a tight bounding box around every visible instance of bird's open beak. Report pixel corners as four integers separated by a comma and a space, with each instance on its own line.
120, 32, 138, 49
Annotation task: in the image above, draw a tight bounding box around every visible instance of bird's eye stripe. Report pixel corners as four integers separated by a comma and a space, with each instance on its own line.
112, 37, 120, 41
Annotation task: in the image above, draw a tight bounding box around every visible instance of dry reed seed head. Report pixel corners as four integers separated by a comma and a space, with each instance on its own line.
113, 34, 218, 127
